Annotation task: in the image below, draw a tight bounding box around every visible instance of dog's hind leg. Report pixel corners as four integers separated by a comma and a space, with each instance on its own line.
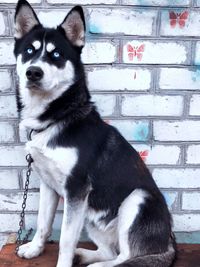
86, 189, 147, 267
74, 222, 117, 265
17, 181, 59, 259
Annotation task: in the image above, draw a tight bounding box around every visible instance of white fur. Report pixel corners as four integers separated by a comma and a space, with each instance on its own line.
16, 53, 74, 124
17, 182, 59, 258
26, 125, 78, 196
46, 42, 56, 52
57, 197, 88, 267
32, 40, 41, 50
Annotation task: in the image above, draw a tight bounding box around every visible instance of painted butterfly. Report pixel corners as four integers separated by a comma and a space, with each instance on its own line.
169, 11, 189, 29
127, 44, 145, 62
139, 150, 149, 162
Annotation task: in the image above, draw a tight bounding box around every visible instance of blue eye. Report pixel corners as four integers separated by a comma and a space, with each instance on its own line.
27, 47, 34, 54
53, 51, 60, 58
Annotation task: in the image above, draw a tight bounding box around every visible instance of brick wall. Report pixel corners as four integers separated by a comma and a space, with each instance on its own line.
0, 0, 200, 242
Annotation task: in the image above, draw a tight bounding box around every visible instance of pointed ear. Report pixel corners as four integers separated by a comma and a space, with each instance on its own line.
14, 0, 40, 39
60, 6, 86, 48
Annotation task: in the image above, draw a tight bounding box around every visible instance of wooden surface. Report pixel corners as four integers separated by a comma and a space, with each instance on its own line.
1, 243, 200, 267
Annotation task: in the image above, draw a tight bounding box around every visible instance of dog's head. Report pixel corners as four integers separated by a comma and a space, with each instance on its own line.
14, 0, 85, 94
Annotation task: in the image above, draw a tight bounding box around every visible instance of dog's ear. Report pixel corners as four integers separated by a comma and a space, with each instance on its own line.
14, 0, 40, 39
60, 6, 86, 48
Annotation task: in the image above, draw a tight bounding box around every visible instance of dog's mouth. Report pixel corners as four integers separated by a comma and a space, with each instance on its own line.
26, 81, 43, 91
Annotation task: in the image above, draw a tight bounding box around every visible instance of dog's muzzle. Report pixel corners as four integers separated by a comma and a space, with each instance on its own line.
26, 66, 44, 82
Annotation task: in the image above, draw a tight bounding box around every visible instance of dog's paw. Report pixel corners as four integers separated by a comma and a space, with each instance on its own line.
17, 241, 44, 259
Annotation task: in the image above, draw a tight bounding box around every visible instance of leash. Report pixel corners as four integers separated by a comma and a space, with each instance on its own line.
15, 130, 34, 254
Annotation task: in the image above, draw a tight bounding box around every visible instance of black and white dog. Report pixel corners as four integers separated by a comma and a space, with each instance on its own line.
14, 1, 176, 266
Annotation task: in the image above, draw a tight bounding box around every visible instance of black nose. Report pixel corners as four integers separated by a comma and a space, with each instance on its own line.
26, 66, 44, 82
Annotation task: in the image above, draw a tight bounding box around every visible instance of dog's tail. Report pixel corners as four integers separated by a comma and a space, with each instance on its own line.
114, 238, 176, 267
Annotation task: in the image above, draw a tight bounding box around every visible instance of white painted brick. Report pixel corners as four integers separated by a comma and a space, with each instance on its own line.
0, 41, 15, 65
22, 169, 40, 189
92, 95, 116, 117
0, 122, 15, 143
25, 212, 63, 230
47, 0, 117, 4
162, 191, 178, 210
186, 145, 200, 164
87, 67, 151, 91
182, 192, 200, 211
0, 13, 6, 36
0, 192, 39, 211
10, 188, 64, 212
195, 42, 200, 65
153, 168, 200, 188
82, 42, 117, 64
88, 8, 156, 36
123, 41, 188, 65
109, 120, 149, 141
0, 0, 41, 3
189, 95, 200, 115
161, 10, 200, 37
154, 121, 200, 141
133, 144, 181, 165
0, 70, 12, 92
0, 214, 19, 232
121, 95, 183, 117
0, 146, 26, 166
159, 68, 200, 90
122, 0, 189, 6
0, 95, 17, 118
197, 0, 200, 6
38, 11, 68, 28
173, 214, 200, 232
0, 170, 19, 189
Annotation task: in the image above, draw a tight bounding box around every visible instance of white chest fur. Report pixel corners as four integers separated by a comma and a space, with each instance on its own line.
26, 127, 78, 196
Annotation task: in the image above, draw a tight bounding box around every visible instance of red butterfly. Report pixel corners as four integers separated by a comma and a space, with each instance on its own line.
139, 150, 149, 162
169, 11, 189, 29
127, 44, 145, 62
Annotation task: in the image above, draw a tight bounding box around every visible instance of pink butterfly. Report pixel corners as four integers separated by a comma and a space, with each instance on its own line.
127, 44, 145, 62
169, 11, 189, 29
139, 150, 149, 162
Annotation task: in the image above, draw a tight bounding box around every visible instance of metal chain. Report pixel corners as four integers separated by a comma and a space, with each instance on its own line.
15, 153, 34, 254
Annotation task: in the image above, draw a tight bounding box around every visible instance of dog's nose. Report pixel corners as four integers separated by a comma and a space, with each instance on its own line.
26, 66, 44, 82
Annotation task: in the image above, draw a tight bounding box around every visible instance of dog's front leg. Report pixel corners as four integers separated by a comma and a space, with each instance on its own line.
56, 197, 87, 267
17, 181, 59, 259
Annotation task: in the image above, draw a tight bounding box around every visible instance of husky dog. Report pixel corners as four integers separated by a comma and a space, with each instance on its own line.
14, 1, 176, 266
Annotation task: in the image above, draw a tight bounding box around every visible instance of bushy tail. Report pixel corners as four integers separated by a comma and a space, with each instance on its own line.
115, 239, 176, 267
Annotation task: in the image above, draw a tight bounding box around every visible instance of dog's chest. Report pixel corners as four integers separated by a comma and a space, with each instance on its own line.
26, 129, 78, 196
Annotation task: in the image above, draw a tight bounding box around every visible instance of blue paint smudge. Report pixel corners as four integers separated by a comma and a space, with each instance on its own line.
162, 192, 176, 210
89, 24, 101, 34
133, 122, 149, 141
191, 65, 200, 82
135, 0, 188, 5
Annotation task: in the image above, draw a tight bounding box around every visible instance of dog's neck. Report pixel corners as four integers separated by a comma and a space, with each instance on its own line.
19, 79, 93, 133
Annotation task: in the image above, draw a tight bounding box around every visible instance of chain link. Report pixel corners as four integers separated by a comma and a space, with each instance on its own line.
15, 153, 34, 254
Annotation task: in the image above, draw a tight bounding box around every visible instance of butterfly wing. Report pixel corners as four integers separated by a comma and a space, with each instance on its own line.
137, 44, 145, 53
127, 44, 134, 52
169, 11, 177, 28
179, 11, 189, 28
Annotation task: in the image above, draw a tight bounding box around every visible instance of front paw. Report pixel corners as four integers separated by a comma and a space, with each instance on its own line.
17, 241, 44, 259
